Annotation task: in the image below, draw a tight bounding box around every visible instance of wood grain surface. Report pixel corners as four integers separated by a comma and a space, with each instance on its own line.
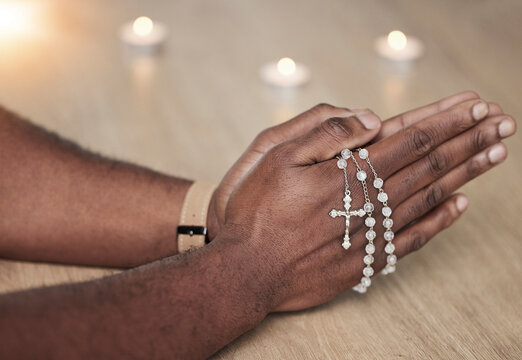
0, 1, 520, 358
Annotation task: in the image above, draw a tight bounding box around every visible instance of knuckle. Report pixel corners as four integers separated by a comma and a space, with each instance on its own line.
469, 128, 489, 151
254, 128, 273, 144
464, 90, 480, 99
320, 117, 353, 142
426, 150, 448, 177
312, 103, 335, 114
440, 206, 457, 228
466, 155, 486, 178
424, 183, 444, 209
268, 143, 294, 165
408, 126, 435, 156
409, 230, 427, 253
447, 107, 470, 131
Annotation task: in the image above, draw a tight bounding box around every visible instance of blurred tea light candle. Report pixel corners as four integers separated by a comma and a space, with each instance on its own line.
120, 16, 167, 50
374, 30, 424, 61
260, 57, 310, 87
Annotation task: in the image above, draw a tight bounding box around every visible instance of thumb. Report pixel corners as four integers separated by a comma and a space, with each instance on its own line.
280, 111, 382, 165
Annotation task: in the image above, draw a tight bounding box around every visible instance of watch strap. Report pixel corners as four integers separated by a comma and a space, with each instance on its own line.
177, 182, 216, 253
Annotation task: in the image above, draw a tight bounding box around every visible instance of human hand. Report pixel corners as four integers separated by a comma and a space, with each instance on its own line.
217, 97, 516, 312
207, 91, 494, 240
207, 103, 366, 239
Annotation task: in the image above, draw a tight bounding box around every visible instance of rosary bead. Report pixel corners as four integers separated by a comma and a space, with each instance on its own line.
364, 254, 374, 265
387, 254, 397, 265
337, 158, 347, 169
373, 178, 383, 189
384, 230, 395, 241
356, 170, 367, 181
358, 148, 369, 159
365, 243, 376, 254
385, 242, 395, 254
341, 149, 352, 159
361, 276, 372, 287
377, 192, 388, 203
365, 217, 376, 227
363, 266, 374, 277
382, 206, 392, 217
363, 202, 374, 213
365, 230, 376, 241
383, 218, 393, 228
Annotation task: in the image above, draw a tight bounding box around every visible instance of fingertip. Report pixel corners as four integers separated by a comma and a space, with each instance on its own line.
356, 111, 382, 130
472, 101, 489, 121
487, 142, 508, 164
455, 194, 469, 213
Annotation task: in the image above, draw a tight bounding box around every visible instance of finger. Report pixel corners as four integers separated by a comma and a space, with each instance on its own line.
375, 91, 481, 141
368, 99, 490, 179
386, 114, 516, 207
256, 103, 367, 150
280, 112, 382, 165
393, 194, 468, 259
392, 143, 508, 232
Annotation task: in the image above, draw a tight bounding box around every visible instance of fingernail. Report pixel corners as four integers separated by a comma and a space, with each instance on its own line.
357, 112, 381, 129
472, 102, 488, 121
456, 196, 469, 212
498, 118, 516, 138
487, 144, 507, 164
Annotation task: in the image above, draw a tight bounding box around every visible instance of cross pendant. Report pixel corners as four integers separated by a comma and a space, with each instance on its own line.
329, 194, 366, 250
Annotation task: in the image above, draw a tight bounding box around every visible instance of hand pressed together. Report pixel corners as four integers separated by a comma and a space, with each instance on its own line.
210, 92, 515, 312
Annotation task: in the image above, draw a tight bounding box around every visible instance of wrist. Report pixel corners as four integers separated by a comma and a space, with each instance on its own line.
206, 189, 220, 241
212, 224, 282, 315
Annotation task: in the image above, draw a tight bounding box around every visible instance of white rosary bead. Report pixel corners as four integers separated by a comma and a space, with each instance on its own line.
365, 217, 376, 227
365, 230, 376, 241
382, 206, 392, 217
356, 170, 367, 181
365, 243, 376, 254
384, 230, 395, 241
373, 178, 383, 189
364, 254, 374, 265
337, 158, 347, 169
363, 266, 374, 277
353, 284, 367, 293
383, 218, 393, 228
363, 202, 374, 213
387, 254, 397, 265
385, 242, 395, 254
383, 264, 396, 274
361, 276, 372, 287
341, 149, 352, 159
358, 148, 369, 159
377, 192, 388, 203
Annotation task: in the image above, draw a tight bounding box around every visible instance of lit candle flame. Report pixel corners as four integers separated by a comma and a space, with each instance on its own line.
387, 30, 407, 51
133, 16, 154, 37
277, 57, 296, 76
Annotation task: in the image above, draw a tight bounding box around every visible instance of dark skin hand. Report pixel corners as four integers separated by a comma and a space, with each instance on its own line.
0, 91, 507, 268
0, 92, 517, 359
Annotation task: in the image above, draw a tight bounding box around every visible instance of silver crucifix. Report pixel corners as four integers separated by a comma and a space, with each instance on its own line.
329, 193, 366, 250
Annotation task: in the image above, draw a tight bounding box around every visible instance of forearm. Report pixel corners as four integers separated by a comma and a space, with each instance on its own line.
0, 106, 191, 267
0, 234, 270, 359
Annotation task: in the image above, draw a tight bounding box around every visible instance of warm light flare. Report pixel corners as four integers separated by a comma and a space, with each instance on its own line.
133, 16, 154, 37
0, 2, 35, 36
387, 30, 407, 50
277, 57, 296, 76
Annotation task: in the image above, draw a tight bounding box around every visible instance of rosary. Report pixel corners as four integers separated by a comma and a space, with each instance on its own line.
330, 148, 396, 293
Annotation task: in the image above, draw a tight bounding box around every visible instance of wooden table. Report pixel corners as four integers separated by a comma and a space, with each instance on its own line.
1, 1, 521, 358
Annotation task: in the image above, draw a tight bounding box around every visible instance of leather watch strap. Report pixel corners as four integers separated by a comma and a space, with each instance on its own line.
177, 182, 216, 253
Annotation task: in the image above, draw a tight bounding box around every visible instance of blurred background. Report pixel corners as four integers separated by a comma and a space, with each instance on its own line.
1, 0, 520, 183
0, 1, 521, 358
